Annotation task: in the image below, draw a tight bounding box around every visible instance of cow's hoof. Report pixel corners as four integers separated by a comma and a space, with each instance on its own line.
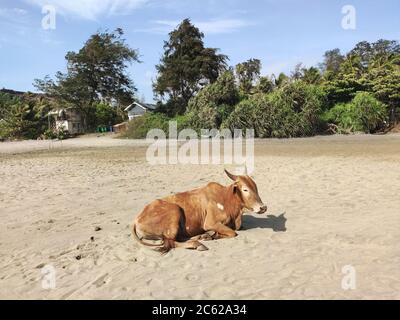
199, 234, 213, 241
197, 244, 209, 251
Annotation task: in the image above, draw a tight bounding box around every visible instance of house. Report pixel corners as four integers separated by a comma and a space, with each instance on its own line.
48, 108, 84, 135
124, 102, 157, 121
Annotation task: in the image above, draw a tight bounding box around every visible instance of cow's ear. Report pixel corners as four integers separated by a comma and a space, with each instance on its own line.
225, 169, 238, 182
232, 183, 239, 194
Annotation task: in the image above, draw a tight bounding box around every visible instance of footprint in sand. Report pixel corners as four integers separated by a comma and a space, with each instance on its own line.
93, 273, 109, 288
185, 274, 199, 281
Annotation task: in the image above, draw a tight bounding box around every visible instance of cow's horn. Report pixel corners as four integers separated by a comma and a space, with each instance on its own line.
225, 169, 238, 182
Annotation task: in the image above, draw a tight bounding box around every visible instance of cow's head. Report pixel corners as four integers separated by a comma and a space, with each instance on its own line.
225, 169, 267, 214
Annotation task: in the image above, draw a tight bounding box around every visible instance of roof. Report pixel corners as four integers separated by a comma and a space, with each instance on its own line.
124, 101, 157, 112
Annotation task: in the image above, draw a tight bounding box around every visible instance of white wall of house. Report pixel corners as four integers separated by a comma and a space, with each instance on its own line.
56, 120, 82, 135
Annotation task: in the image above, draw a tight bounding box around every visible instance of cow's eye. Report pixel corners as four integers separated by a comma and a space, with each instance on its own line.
243, 189, 249, 192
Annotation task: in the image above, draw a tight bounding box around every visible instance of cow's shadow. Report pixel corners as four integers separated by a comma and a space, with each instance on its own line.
241, 213, 287, 232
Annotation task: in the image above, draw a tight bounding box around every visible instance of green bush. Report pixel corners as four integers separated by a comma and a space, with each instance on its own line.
174, 114, 192, 132
44, 129, 57, 140
187, 71, 239, 130
0, 120, 10, 141
322, 92, 387, 133
123, 112, 195, 139
352, 92, 388, 133
94, 103, 118, 126
0, 93, 53, 140
43, 127, 69, 140
56, 127, 69, 140
123, 112, 170, 139
223, 81, 326, 138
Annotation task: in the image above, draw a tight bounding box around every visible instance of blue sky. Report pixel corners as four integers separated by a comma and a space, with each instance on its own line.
0, 0, 399, 102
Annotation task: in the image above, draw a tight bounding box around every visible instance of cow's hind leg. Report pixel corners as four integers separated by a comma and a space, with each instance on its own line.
189, 231, 216, 242
135, 200, 208, 254
157, 238, 208, 254
174, 240, 208, 251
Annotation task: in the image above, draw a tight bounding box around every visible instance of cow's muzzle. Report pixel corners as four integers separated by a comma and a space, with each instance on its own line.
256, 205, 268, 214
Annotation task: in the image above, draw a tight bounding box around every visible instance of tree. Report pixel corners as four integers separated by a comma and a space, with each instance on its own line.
255, 76, 274, 94
368, 55, 400, 123
322, 54, 367, 106
0, 93, 52, 139
94, 103, 119, 126
321, 39, 400, 122
274, 72, 289, 87
301, 67, 322, 84
0, 92, 20, 120
235, 58, 261, 94
290, 63, 322, 84
34, 28, 139, 129
153, 19, 228, 115
321, 49, 345, 74
349, 39, 400, 69
291, 63, 304, 80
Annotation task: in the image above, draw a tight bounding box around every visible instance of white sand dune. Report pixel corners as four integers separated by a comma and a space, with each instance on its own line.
0, 134, 399, 299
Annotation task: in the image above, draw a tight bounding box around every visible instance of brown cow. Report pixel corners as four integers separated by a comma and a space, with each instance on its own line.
132, 169, 267, 253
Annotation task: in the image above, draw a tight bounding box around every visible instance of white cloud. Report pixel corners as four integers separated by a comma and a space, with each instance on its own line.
25, 0, 148, 20
0, 7, 29, 22
140, 18, 252, 35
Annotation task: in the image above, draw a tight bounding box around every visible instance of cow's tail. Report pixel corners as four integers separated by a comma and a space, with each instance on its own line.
132, 223, 174, 254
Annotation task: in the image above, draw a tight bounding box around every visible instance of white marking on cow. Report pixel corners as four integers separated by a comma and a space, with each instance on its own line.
217, 203, 224, 211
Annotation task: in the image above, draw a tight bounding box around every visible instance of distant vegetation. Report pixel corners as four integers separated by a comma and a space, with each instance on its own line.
1, 29, 134, 140
1, 19, 399, 140
126, 19, 400, 138
0, 92, 54, 140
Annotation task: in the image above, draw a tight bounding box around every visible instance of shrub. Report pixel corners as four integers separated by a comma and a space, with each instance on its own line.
187, 71, 239, 130
0, 120, 11, 141
0, 93, 53, 140
221, 96, 265, 136
44, 129, 57, 140
174, 114, 192, 132
322, 92, 387, 133
123, 112, 170, 139
352, 92, 388, 133
223, 81, 326, 138
56, 127, 69, 140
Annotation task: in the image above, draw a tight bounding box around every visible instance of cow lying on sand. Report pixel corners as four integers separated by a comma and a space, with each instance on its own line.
132, 170, 267, 253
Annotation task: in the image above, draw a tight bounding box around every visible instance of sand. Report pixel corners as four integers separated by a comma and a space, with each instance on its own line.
0, 134, 399, 299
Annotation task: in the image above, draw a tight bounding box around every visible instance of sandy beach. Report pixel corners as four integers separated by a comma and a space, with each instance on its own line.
0, 134, 399, 299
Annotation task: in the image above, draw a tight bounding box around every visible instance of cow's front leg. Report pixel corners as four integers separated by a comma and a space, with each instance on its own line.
205, 223, 237, 239
234, 214, 243, 231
